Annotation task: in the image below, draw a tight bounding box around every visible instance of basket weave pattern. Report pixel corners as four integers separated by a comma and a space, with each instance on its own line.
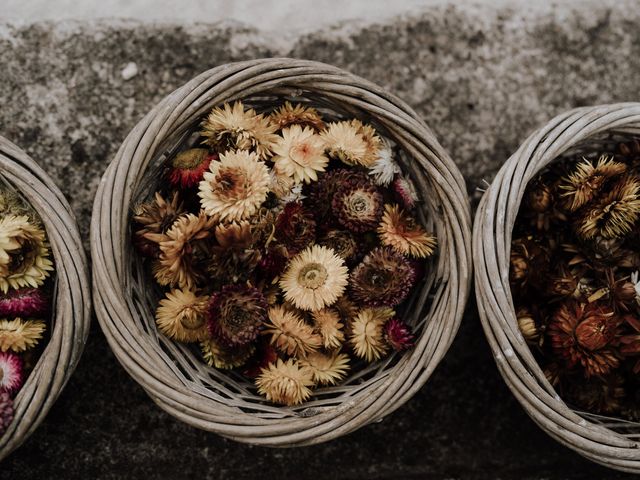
0, 136, 91, 461
91, 58, 471, 446
474, 103, 640, 472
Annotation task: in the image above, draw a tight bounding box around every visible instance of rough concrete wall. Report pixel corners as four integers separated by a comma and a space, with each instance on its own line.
0, 2, 639, 479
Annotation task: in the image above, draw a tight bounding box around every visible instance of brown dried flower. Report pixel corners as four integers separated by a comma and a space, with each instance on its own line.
263, 305, 322, 357
559, 156, 626, 212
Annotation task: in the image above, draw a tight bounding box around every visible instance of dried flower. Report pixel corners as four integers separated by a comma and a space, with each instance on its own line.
384, 318, 415, 352
133, 191, 184, 257
350, 247, 416, 307
0, 391, 13, 435
548, 301, 621, 377
167, 148, 215, 189
311, 308, 344, 350
272, 125, 329, 184
270, 101, 325, 132
632, 271, 640, 306
350, 308, 394, 362
208, 221, 261, 284
155, 289, 209, 342
0, 318, 45, 352
243, 339, 279, 378
576, 176, 640, 239
200, 101, 278, 159
393, 175, 419, 210
307, 169, 355, 223
0, 351, 23, 395
0, 288, 48, 318
279, 245, 349, 311
320, 121, 370, 167
275, 202, 317, 255
201, 336, 255, 370
565, 374, 625, 415
378, 204, 436, 258
368, 140, 400, 186
526, 180, 554, 213
269, 166, 297, 199
0, 215, 53, 293
517, 308, 540, 344
263, 305, 322, 357
332, 175, 383, 233
198, 150, 271, 222
207, 285, 267, 347
256, 358, 314, 406
318, 230, 359, 264
151, 212, 214, 290
509, 237, 549, 290
559, 156, 627, 211
299, 351, 350, 386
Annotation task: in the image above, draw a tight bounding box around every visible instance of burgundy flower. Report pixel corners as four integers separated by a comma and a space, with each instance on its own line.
0, 288, 48, 318
207, 285, 267, 347
167, 148, 216, 189
384, 318, 415, 352
0, 351, 24, 396
275, 202, 316, 255
0, 391, 13, 435
332, 175, 383, 233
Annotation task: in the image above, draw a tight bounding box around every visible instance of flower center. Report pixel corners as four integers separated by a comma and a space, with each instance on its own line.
291, 143, 312, 165
172, 149, 208, 170
215, 167, 248, 200
179, 307, 204, 330
346, 192, 371, 216
8, 242, 37, 275
298, 262, 328, 289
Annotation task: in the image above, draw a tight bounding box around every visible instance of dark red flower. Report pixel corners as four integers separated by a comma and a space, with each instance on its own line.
0, 391, 13, 435
0, 288, 48, 318
275, 202, 316, 255
167, 148, 216, 189
332, 175, 383, 233
207, 285, 267, 347
242, 339, 279, 378
384, 318, 415, 352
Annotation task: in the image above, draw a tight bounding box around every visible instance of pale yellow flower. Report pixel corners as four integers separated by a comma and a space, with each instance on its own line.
0, 318, 46, 352
349, 308, 394, 362
256, 358, 314, 406
299, 351, 350, 386
155, 289, 209, 342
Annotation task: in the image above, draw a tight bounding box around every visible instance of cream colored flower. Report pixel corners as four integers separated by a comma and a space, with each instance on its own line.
155, 289, 209, 342
311, 308, 344, 350
279, 245, 349, 311
299, 351, 350, 386
198, 150, 271, 222
200, 101, 279, 159
378, 204, 437, 258
263, 305, 322, 357
0, 215, 53, 293
321, 120, 381, 167
0, 318, 46, 352
272, 125, 329, 184
350, 308, 394, 362
256, 358, 314, 406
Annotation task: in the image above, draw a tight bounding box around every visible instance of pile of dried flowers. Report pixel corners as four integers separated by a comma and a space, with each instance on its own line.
0, 188, 54, 435
512, 139, 640, 419
133, 100, 437, 406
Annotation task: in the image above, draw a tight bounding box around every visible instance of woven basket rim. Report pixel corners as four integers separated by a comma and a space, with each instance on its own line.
0, 135, 91, 461
473, 102, 640, 473
91, 57, 472, 446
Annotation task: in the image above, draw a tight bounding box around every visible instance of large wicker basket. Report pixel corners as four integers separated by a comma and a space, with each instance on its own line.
91, 58, 472, 446
0, 136, 91, 461
474, 103, 640, 472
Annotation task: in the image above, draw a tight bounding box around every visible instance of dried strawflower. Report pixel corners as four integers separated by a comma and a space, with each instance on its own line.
576, 176, 640, 239
393, 175, 419, 210
269, 165, 297, 199
509, 237, 549, 290
378, 204, 436, 258
207, 285, 267, 347
350, 119, 382, 167
565, 374, 625, 415
559, 155, 627, 211
151, 212, 214, 290
0, 351, 24, 395
201, 337, 255, 370
0, 288, 48, 318
256, 358, 314, 406
198, 150, 271, 222
263, 305, 322, 357
257, 246, 288, 281
517, 308, 540, 344
167, 148, 215, 189
275, 202, 317, 255
270, 101, 325, 132
208, 221, 261, 284
320, 121, 370, 167
299, 351, 350, 386
0, 391, 13, 435
272, 125, 329, 184
384, 318, 415, 352
133, 191, 184, 257
368, 140, 400, 186
307, 169, 354, 223
319, 230, 359, 264
350, 308, 394, 362
332, 175, 383, 233
548, 301, 621, 377
526, 180, 554, 213
311, 308, 344, 350
200, 101, 278, 159
279, 245, 349, 311
350, 247, 416, 307
0, 215, 53, 293
0, 318, 45, 352
155, 289, 209, 342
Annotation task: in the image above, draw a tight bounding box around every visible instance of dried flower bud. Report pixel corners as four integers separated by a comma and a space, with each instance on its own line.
517, 309, 540, 344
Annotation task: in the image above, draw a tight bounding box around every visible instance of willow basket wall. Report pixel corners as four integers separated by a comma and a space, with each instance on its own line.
91, 58, 472, 447
0, 136, 91, 461
474, 103, 640, 472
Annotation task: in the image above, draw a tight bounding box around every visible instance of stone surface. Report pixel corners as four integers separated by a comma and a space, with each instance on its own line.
1, 2, 640, 478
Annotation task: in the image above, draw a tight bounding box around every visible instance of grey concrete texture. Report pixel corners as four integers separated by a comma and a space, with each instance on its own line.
1, 2, 640, 478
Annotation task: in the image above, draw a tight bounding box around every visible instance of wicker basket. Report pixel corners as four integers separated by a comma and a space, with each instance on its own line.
474, 103, 640, 472
91, 58, 472, 446
0, 136, 91, 461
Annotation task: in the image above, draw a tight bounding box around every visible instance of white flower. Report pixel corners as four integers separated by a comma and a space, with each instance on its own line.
632, 271, 640, 305
368, 141, 400, 186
